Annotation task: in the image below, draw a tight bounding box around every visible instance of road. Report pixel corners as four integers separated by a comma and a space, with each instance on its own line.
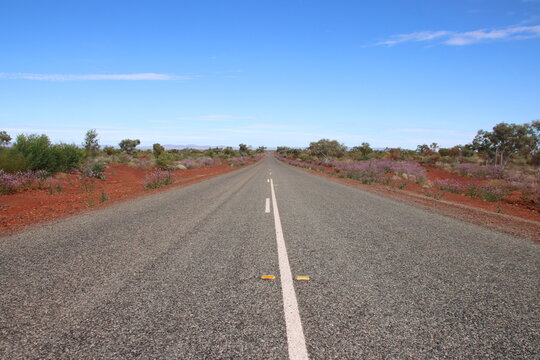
1, 155, 539, 359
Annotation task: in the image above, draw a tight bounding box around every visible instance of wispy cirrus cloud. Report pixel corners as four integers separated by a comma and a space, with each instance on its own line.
378, 24, 540, 46
0, 72, 191, 81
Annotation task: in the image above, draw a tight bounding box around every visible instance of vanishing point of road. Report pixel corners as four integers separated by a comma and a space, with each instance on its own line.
1, 155, 538, 359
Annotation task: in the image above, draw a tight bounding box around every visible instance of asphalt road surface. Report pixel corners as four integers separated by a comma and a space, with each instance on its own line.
1, 155, 539, 359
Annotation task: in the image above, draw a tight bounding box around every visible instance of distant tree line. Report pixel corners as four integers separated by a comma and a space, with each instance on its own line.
277, 120, 540, 168
0, 128, 265, 174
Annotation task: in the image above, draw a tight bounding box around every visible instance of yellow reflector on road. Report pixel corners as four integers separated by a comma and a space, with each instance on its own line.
260, 275, 276, 280
295, 276, 310, 281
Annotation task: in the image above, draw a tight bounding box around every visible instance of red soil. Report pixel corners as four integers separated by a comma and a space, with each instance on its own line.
0, 160, 257, 236
415, 166, 540, 222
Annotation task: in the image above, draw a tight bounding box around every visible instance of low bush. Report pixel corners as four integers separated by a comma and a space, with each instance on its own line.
465, 184, 479, 198
81, 163, 106, 179
132, 157, 153, 169
454, 163, 505, 179
477, 182, 510, 202
330, 159, 426, 184
434, 179, 463, 193
0, 170, 48, 194
100, 191, 109, 203
181, 158, 216, 169
144, 170, 173, 189
103, 146, 118, 156
229, 157, 249, 166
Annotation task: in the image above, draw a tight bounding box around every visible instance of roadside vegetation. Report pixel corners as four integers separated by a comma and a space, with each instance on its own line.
276, 121, 540, 214
0, 130, 264, 233
0, 129, 263, 195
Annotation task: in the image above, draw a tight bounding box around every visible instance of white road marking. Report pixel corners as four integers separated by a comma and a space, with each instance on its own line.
270, 178, 309, 360
267, 179, 270, 183
265, 198, 270, 213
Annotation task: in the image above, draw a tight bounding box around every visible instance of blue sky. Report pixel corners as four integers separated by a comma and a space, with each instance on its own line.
1, 0, 539, 149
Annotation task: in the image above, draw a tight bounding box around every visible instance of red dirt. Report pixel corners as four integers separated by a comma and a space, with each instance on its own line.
282, 160, 540, 242
0, 160, 257, 236
411, 166, 540, 222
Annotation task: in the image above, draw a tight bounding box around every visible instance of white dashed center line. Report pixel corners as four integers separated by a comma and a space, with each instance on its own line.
265, 198, 270, 213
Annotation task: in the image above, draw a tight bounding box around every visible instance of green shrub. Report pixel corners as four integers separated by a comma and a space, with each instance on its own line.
103, 146, 118, 156
13, 134, 56, 172
12, 134, 84, 173
51, 143, 85, 172
465, 184, 478, 198
82, 163, 106, 179
156, 151, 174, 170
299, 153, 312, 162
144, 170, 173, 189
478, 183, 509, 202
100, 191, 109, 203
113, 153, 130, 163
153, 143, 165, 157
0, 148, 28, 172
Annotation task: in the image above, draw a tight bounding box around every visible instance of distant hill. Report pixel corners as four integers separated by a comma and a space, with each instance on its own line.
138, 144, 228, 150
138, 144, 278, 151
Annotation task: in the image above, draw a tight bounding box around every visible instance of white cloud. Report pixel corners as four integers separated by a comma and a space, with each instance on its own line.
378, 24, 540, 46
377, 31, 451, 46
445, 25, 540, 45
0, 73, 191, 81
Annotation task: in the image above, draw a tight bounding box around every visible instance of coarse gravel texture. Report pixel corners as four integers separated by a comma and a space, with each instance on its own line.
1, 155, 539, 359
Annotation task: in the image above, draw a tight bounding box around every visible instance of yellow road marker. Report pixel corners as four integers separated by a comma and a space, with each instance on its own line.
260, 275, 276, 280
295, 276, 310, 281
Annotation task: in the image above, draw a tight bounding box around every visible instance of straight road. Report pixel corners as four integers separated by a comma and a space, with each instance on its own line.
1, 155, 538, 359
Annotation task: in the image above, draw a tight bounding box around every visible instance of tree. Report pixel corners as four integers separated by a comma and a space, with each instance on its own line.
239, 143, 250, 155
416, 144, 430, 154
255, 146, 267, 153
287, 148, 301, 158
103, 146, 117, 155
153, 143, 165, 157
204, 148, 216, 158
276, 146, 288, 155
83, 129, 100, 155
0, 131, 11, 147
472, 122, 537, 167
350, 142, 373, 157
308, 139, 346, 159
118, 139, 141, 154
531, 120, 540, 152
223, 147, 235, 157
